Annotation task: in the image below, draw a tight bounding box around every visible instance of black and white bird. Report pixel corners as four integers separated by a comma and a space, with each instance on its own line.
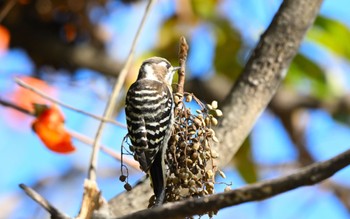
125, 57, 180, 206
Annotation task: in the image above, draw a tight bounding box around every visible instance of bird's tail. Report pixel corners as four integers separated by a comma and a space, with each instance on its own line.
149, 151, 166, 206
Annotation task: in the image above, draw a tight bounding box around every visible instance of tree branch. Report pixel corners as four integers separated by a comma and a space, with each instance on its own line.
215, 0, 323, 167
116, 148, 350, 219
19, 184, 70, 219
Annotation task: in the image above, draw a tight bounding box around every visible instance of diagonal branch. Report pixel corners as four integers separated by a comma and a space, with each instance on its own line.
14, 77, 126, 128
215, 0, 323, 167
19, 184, 70, 219
118, 148, 350, 219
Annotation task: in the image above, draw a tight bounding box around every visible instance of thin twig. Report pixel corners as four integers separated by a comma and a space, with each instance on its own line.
67, 128, 140, 171
176, 36, 189, 94
19, 184, 70, 219
14, 77, 126, 128
87, 0, 156, 181
0, 97, 31, 115
0, 0, 16, 23
0, 98, 140, 169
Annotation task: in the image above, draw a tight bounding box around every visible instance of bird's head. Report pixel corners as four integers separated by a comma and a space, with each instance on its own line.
137, 57, 180, 85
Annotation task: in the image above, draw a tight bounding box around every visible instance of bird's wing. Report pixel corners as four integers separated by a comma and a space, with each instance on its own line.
125, 80, 173, 172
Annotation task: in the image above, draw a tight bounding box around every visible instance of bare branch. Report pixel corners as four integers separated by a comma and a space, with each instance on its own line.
215, 0, 324, 167
117, 148, 350, 219
67, 129, 140, 171
175, 36, 189, 94
19, 184, 70, 219
14, 77, 126, 128
0, 0, 16, 23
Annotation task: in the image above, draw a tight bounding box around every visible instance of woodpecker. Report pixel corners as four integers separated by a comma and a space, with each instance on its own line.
125, 57, 180, 206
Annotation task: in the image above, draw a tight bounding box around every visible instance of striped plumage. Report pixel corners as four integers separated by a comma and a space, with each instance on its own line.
125, 57, 179, 206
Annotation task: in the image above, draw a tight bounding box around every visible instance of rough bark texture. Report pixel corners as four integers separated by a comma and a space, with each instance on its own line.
216, 0, 323, 167
106, 0, 324, 216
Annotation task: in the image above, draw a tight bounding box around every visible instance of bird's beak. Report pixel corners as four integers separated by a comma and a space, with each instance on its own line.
172, 66, 181, 72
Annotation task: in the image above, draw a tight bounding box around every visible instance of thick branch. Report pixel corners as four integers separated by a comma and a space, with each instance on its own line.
107, 0, 324, 215
117, 148, 350, 219
216, 0, 323, 167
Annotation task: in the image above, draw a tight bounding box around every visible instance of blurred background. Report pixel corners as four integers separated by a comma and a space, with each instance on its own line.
0, 0, 350, 218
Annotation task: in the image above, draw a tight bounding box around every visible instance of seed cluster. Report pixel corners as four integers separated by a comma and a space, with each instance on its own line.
158, 92, 224, 217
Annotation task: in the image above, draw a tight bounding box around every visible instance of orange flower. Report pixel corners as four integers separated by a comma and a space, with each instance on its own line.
32, 105, 75, 154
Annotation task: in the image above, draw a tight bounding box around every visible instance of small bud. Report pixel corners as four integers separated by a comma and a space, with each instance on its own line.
192, 142, 200, 150
193, 118, 202, 126
211, 150, 219, 158
215, 109, 223, 117
211, 100, 218, 109
206, 104, 213, 110
206, 170, 214, 179
219, 170, 226, 179
207, 182, 214, 189
212, 135, 219, 143
174, 95, 181, 104
185, 94, 193, 102
211, 117, 218, 126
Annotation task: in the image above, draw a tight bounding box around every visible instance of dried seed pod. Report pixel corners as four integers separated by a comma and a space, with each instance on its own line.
174, 95, 181, 104
205, 117, 211, 126
206, 104, 213, 110
186, 158, 193, 165
219, 170, 226, 179
185, 94, 193, 102
165, 92, 224, 217
180, 142, 186, 148
191, 152, 198, 160
212, 135, 219, 143
207, 128, 215, 136
211, 117, 218, 126
207, 182, 214, 189
206, 170, 214, 179
211, 150, 219, 158
119, 175, 127, 182
215, 109, 223, 117
189, 186, 197, 194
124, 183, 132, 191
188, 180, 196, 187
192, 142, 200, 150
211, 100, 218, 109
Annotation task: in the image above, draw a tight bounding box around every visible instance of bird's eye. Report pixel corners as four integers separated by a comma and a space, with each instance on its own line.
166, 63, 171, 69
159, 61, 171, 69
